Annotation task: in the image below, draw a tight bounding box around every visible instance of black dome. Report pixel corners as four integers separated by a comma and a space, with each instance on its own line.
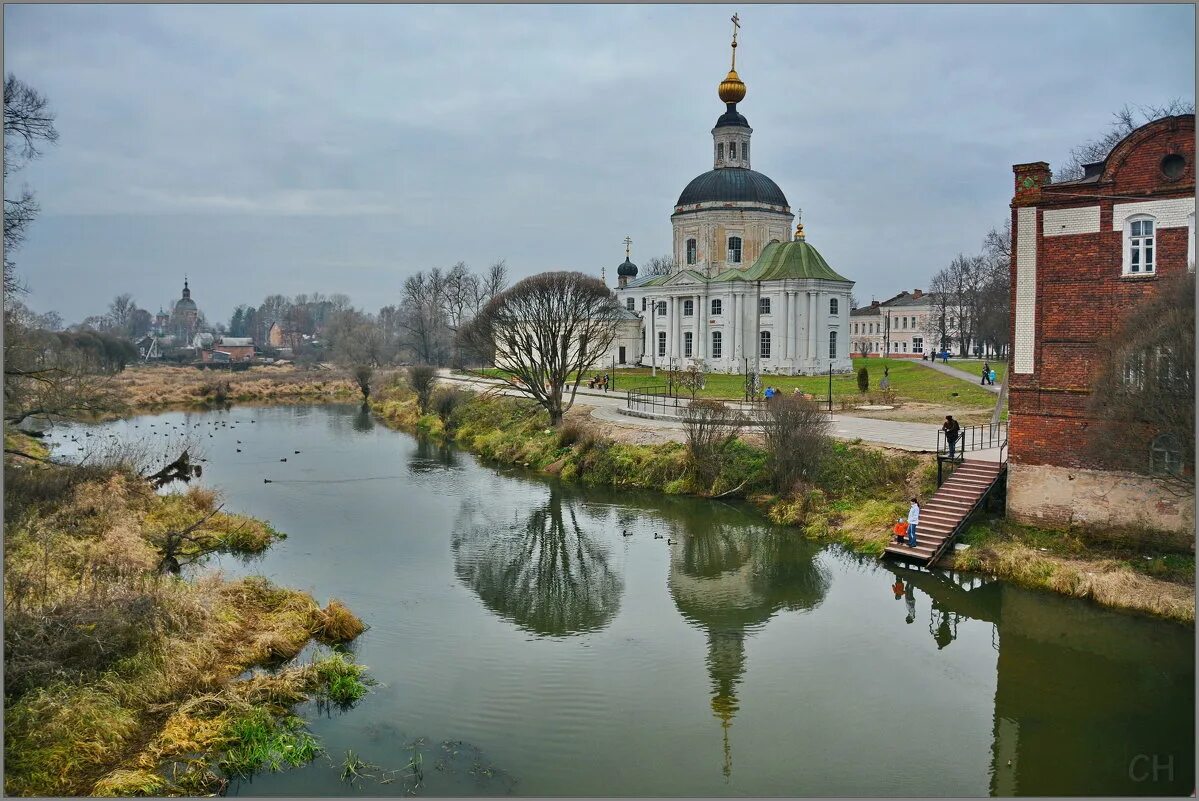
714, 104, 749, 129
675, 168, 789, 209
617, 258, 638, 277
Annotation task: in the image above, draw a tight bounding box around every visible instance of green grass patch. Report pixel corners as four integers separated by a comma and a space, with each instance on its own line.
218, 708, 320, 777
475, 357, 999, 408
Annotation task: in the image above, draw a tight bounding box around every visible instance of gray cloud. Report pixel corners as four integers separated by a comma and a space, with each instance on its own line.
4, 3, 1194, 323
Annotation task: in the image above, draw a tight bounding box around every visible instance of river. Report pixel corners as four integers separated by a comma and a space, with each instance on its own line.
44, 403, 1195, 796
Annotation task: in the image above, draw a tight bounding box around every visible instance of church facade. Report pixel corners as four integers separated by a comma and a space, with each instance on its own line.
611, 23, 854, 376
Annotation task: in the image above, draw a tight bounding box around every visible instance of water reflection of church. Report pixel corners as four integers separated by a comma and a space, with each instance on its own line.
666, 520, 830, 780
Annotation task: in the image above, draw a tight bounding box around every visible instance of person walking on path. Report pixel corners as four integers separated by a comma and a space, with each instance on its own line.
981, 361, 992, 385
906, 497, 921, 548
942, 414, 961, 460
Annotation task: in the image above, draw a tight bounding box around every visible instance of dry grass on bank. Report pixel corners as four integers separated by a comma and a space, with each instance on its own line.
953, 520, 1195, 622
113, 364, 367, 412
4, 451, 369, 796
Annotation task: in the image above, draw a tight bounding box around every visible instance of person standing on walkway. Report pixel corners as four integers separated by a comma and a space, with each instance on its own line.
906, 497, 920, 547
981, 361, 991, 385
942, 414, 961, 460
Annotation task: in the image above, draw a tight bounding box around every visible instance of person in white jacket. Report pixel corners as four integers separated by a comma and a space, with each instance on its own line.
907, 497, 920, 547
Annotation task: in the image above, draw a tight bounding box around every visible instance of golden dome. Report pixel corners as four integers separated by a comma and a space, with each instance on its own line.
718, 69, 746, 104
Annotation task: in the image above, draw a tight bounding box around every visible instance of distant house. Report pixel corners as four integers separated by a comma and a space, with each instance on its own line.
267, 321, 301, 350
200, 336, 256, 364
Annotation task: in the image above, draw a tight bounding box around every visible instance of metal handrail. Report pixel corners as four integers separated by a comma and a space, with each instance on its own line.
936, 422, 1008, 459
626, 385, 683, 415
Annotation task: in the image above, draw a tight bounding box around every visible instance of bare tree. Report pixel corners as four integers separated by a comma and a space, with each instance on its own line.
107, 294, 136, 334
398, 269, 451, 365
644, 254, 676, 276
1086, 270, 1194, 486
458, 271, 623, 426
760, 393, 831, 492
4, 74, 59, 302
1054, 101, 1195, 183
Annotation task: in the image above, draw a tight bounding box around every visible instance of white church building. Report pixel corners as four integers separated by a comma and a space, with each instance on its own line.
610, 21, 855, 376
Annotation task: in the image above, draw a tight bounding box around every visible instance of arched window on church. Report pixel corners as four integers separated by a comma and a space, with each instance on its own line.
730, 141, 737, 159
727, 236, 742, 264
759, 331, 770, 359
829, 331, 838, 359
711, 330, 723, 359
743, 141, 748, 162
717, 143, 724, 161
686, 239, 697, 265
829, 298, 839, 316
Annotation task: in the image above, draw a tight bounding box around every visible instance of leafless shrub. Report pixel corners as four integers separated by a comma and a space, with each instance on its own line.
760, 394, 832, 492
408, 365, 437, 413
1087, 270, 1194, 487
432, 387, 471, 427
682, 399, 744, 486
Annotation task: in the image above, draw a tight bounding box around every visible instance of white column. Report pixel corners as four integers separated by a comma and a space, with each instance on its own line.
782, 291, 791, 361
729, 289, 738, 364
808, 291, 817, 368
676, 293, 685, 362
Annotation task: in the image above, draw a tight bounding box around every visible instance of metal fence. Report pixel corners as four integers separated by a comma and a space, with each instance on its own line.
626, 385, 684, 415
936, 422, 1008, 459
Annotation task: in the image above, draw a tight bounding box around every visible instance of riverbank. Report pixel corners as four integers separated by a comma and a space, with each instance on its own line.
3, 438, 371, 796
372, 380, 933, 557
114, 364, 361, 415
371, 379, 1194, 622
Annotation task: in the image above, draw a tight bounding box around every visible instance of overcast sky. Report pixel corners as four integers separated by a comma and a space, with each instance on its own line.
5, 3, 1195, 325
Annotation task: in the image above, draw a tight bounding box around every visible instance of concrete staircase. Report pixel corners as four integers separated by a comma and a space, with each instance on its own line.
885, 460, 1006, 566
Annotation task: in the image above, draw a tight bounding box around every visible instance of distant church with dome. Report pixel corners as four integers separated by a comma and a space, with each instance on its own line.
611, 18, 854, 376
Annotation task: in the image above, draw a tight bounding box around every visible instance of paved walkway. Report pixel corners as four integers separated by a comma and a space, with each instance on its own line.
438, 371, 991, 454
916, 359, 1000, 394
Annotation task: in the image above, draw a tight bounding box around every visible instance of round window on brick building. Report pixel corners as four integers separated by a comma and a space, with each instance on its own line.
1161, 154, 1186, 181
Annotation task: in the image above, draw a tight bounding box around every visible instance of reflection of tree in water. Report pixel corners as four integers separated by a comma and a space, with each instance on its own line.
453, 488, 622, 637
408, 435, 460, 474
668, 521, 830, 782
352, 403, 375, 432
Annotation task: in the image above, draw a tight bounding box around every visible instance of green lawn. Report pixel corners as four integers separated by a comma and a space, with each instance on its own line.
475, 357, 999, 408
950, 359, 1007, 385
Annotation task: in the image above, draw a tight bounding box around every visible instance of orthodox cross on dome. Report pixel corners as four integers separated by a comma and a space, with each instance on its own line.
729, 13, 740, 69
624, 235, 633, 259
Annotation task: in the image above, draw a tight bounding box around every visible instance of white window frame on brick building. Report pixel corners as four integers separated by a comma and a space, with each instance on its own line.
711, 330, 722, 358
727, 236, 743, 264
759, 297, 771, 315
828, 331, 837, 359
1123, 214, 1156, 275
686, 238, 697, 265
1189, 212, 1195, 272
684, 331, 693, 358
657, 330, 667, 357
1150, 432, 1184, 476
829, 298, 838, 315
759, 330, 771, 358
711, 298, 722, 315
657, 301, 666, 316
913, 336, 923, 354
626, 297, 635, 311
683, 299, 694, 317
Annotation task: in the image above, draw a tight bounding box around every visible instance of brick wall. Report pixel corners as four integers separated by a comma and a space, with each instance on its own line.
1009, 115, 1195, 472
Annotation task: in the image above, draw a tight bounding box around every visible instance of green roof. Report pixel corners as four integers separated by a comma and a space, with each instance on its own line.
623, 240, 850, 289
717, 239, 850, 283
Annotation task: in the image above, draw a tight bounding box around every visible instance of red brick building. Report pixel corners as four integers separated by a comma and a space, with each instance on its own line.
1006, 114, 1194, 536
